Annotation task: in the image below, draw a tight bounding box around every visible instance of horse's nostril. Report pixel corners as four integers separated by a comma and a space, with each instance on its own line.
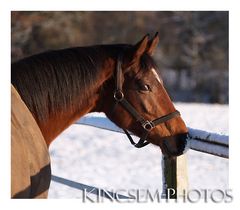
176, 133, 189, 154
162, 133, 189, 157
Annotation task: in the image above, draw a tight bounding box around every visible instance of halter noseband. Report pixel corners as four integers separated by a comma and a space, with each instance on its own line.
113, 54, 180, 148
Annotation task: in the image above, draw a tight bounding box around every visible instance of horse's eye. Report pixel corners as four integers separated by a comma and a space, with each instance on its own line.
143, 84, 151, 91
139, 83, 151, 92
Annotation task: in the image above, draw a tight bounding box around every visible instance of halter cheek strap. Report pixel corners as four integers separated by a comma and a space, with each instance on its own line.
113, 54, 180, 148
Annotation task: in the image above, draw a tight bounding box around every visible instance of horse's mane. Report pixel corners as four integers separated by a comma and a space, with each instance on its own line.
11, 44, 158, 123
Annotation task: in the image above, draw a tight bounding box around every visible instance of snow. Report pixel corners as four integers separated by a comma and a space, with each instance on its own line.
48, 103, 229, 199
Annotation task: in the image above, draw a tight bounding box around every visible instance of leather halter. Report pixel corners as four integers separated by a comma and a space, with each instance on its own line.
113, 54, 181, 148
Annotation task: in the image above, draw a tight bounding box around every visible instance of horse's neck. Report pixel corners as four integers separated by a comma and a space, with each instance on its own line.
38, 95, 99, 146
38, 57, 115, 146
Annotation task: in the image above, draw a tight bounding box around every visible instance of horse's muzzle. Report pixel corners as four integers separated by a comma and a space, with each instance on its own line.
161, 133, 190, 157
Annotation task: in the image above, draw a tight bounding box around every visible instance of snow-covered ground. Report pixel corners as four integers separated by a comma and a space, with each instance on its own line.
48, 103, 229, 199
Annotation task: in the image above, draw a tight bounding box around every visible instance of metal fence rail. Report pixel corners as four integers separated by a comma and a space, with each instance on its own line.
188, 128, 228, 158
76, 114, 229, 158
51, 175, 130, 200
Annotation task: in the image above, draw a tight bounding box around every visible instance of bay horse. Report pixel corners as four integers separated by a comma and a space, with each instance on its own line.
11, 33, 189, 198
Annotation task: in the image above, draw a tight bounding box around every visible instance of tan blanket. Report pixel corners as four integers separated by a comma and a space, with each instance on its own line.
11, 85, 51, 198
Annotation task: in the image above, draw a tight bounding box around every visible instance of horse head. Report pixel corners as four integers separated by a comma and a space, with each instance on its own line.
101, 33, 189, 157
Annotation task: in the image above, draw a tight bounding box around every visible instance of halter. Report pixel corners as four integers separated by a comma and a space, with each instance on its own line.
113, 54, 181, 148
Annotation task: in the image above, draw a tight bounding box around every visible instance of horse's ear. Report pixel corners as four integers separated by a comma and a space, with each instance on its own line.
125, 34, 149, 67
122, 34, 149, 71
133, 34, 149, 59
146, 32, 159, 55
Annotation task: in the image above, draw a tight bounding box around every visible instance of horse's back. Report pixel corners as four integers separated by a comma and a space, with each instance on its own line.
11, 85, 51, 198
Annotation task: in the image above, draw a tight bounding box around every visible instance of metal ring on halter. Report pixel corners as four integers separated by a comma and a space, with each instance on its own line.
142, 120, 155, 131
114, 90, 124, 101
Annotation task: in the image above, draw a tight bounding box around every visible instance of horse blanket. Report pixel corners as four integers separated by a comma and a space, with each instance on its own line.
11, 85, 51, 198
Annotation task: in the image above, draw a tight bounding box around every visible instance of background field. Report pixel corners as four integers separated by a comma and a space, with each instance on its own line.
11, 11, 228, 104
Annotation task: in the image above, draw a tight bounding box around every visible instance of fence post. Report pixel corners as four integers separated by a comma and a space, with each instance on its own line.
162, 154, 188, 199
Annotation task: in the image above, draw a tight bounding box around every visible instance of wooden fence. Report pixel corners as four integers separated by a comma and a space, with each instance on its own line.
51, 113, 229, 199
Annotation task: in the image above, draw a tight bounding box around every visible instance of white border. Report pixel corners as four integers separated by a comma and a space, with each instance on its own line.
0, 5, 11, 200
1, 0, 239, 209
7, 0, 231, 11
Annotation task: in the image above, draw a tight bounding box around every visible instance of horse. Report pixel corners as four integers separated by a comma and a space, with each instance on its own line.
11, 33, 189, 198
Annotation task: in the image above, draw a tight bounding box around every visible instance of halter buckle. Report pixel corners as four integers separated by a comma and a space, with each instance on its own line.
114, 90, 124, 101
142, 120, 154, 131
